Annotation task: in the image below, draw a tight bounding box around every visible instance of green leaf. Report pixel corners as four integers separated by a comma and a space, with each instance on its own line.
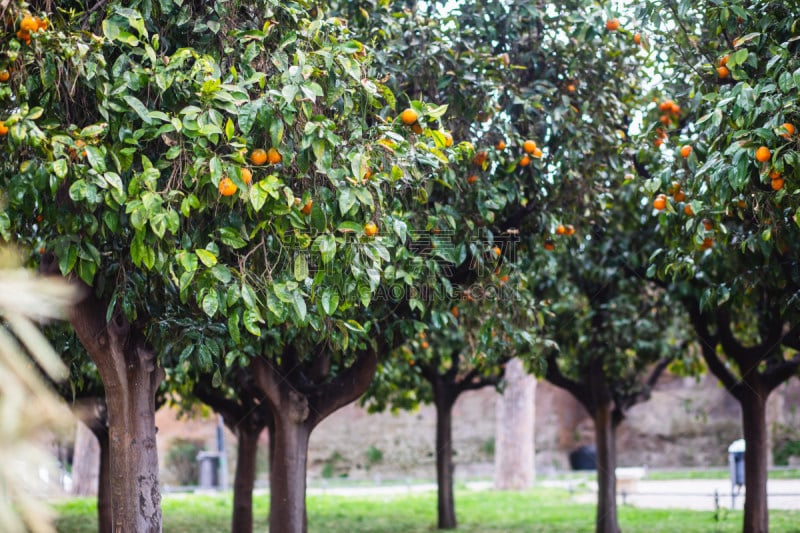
202, 290, 219, 317
219, 226, 248, 249
225, 118, 235, 141
227, 312, 241, 344
320, 288, 339, 315
243, 309, 263, 336
294, 254, 309, 281
123, 95, 153, 124
196, 248, 218, 267
338, 188, 356, 215
316, 234, 336, 264
52, 159, 68, 179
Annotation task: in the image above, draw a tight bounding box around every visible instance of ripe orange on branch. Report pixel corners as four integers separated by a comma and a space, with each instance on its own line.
519, 155, 531, 167
0, 121, 8, 136
680, 145, 692, 158
364, 221, 378, 237
267, 147, 281, 164
522, 140, 537, 154
605, 18, 620, 31
780, 123, 795, 139
653, 194, 667, 210
241, 168, 252, 184
717, 66, 730, 79
755, 146, 771, 163
400, 108, 418, 125
250, 149, 267, 165
218, 177, 237, 196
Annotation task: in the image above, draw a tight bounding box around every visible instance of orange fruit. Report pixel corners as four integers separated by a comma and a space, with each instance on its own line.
656, 128, 667, 139
673, 190, 686, 202
532, 147, 543, 158
495, 139, 506, 151
680, 145, 692, 158
411, 122, 423, 134
492, 246, 502, 256
565, 224, 575, 236
19, 15, 37, 32
35, 17, 47, 31
684, 204, 694, 216
443, 131, 453, 147
769, 170, 781, 180
472, 151, 488, 166
659, 100, 672, 112
556, 224, 567, 235
543, 239, 555, 251
755, 146, 771, 163
567, 84, 576, 92
522, 140, 537, 154
250, 149, 267, 165
660, 114, 670, 125
400, 108, 418, 125
266, 147, 281, 164
0, 70, 9, 82
701, 237, 714, 250
633, 33, 641, 45
670, 102, 681, 115
605, 18, 620, 31
702, 218, 713, 231
364, 221, 378, 237
300, 200, 313, 215
218, 177, 237, 196
771, 178, 784, 191
451, 306, 459, 317
780, 123, 795, 139
519, 155, 531, 167
654, 138, 663, 148
719, 55, 729, 67
241, 167, 252, 184
364, 168, 372, 180
421, 341, 429, 350
653, 195, 667, 210
717, 66, 730, 79
0, 121, 7, 136
467, 174, 479, 184
499, 274, 509, 284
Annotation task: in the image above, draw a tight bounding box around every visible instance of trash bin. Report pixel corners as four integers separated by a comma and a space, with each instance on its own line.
197, 451, 221, 489
728, 439, 745, 509
728, 439, 745, 486
569, 445, 597, 471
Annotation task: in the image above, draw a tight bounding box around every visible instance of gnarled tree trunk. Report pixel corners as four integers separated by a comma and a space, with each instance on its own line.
252, 349, 377, 533
68, 297, 162, 531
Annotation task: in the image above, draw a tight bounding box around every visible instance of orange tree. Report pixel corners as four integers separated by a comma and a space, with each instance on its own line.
535, 177, 690, 533
636, 2, 800, 532
336, 2, 662, 531
0, 0, 447, 531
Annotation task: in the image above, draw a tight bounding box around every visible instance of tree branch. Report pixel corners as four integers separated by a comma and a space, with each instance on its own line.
765, 354, 800, 393
307, 348, 378, 427
543, 353, 594, 416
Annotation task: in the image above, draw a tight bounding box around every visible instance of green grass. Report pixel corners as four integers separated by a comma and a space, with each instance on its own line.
53, 488, 800, 533
540, 468, 800, 482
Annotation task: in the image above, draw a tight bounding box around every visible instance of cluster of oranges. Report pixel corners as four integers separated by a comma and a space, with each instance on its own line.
605, 18, 643, 47
717, 55, 730, 79
16, 14, 47, 45
250, 147, 281, 166
653, 180, 690, 213
653, 99, 682, 147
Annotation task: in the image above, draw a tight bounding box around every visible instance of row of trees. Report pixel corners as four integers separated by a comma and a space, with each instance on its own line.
1, 1, 798, 533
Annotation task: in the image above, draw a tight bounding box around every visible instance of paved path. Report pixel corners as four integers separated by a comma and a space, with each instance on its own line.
543, 478, 800, 511
307, 478, 800, 511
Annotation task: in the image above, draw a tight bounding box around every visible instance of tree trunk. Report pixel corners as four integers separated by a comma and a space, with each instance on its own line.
594, 403, 620, 533
494, 358, 536, 490
251, 351, 377, 533
95, 429, 112, 533
232, 428, 261, 533
269, 411, 311, 533
435, 391, 457, 529
72, 421, 100, 497
741, 390, 769, 533
43, 255, 163, 532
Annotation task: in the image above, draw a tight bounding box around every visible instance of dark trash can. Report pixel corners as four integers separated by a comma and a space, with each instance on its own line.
569, 445, 597, 471
197, 451, 222, 489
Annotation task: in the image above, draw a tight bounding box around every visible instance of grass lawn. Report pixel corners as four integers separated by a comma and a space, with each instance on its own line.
54, 488, 800, 533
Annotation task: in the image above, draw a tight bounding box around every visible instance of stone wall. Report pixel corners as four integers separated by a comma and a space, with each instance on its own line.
152, 373, 800, 483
